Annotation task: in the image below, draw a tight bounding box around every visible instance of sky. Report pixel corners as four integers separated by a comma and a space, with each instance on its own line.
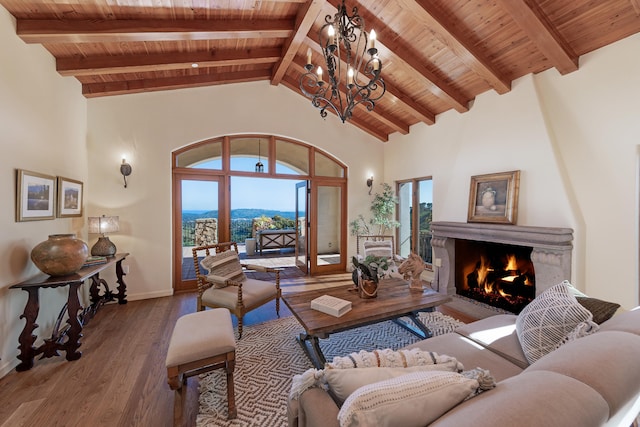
181, 158, 299, 211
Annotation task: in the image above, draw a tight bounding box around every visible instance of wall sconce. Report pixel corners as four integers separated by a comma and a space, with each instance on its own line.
367, 176, 374, 195
88, 215, 120, 256
120, 158, 132, 188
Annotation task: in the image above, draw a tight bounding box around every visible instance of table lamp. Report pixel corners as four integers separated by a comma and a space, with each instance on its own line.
88, 215, 120, 256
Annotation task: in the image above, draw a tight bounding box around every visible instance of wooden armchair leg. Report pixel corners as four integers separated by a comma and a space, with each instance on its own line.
276, 296, 281, 317
237, 317, 244, 339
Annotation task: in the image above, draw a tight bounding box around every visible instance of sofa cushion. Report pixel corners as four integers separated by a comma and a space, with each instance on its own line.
454, 314, 529, 369
430, 371, 609, 427
525, 330, 640, 417
515, 281, 599, 364
337, 370, 482, 427
598, 307, 640, 335
404, 332, 524, 382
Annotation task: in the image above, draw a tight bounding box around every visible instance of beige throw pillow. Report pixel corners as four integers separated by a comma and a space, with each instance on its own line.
325, 365, 461, 405
200, 250, 245, 288
337, 371, 479, 427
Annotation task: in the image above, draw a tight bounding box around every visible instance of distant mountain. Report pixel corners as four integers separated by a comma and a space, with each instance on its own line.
182, 209, 295, 221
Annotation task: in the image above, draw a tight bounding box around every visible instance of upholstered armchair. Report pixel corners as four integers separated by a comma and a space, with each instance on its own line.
192, 242, 281, 338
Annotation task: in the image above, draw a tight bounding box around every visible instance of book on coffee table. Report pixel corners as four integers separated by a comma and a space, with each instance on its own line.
310, 295, 352, 317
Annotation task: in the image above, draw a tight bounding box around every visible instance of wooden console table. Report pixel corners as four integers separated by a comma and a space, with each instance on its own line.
10, 253, 129, 371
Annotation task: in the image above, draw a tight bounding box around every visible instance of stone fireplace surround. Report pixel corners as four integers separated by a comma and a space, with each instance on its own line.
431, 221, 573, 300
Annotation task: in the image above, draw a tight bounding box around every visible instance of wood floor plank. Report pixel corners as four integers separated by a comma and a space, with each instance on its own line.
0, 398, 46, 427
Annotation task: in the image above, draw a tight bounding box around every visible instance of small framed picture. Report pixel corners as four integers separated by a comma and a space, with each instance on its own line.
467, 170, 520, 224
16, 169, 56, 221
57, 176, 83, 218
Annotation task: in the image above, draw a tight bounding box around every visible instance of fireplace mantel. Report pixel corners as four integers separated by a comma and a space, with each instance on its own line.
431, 221, 573, 297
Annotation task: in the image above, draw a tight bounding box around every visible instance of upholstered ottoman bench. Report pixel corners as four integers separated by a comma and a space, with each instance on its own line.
166, 308, 237, 426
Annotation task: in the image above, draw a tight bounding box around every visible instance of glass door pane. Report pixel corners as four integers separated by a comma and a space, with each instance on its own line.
177, 178, 219, 291
230, 176, 297, 261
314, 184, 343, 272
397, 181, 413, 258
296, 181, 309, 273
417, 179, 433, 263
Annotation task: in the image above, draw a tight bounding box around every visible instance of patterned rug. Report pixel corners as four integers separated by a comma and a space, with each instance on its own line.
197, 312, 463, 426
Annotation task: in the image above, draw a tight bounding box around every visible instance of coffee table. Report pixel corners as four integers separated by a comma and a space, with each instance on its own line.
282, 278, 451, 368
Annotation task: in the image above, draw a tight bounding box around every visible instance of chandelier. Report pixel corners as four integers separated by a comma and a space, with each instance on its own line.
300, 0, 385, 123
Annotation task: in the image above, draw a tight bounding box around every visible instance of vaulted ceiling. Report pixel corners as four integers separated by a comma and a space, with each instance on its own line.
2, 0, 639, 141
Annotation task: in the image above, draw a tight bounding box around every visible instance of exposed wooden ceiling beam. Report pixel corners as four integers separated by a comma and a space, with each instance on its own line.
57, 48, 283, 76
82, 69, 271, 98
282, 75, 389, 142
408, 0, 512, 94
271, 0, 324, 85
496, 0, 578, 74
382, 80, 436, 126
324, 0, 469, 113
17, 19, 294, 44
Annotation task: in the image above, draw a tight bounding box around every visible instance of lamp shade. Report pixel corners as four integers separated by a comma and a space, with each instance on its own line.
88, 215, 120, 235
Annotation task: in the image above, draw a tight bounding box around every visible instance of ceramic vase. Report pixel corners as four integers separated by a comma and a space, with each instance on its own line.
31, 234, 89, 276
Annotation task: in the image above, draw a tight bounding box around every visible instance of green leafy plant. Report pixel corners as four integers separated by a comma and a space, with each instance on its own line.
349, 182, 400, 236
351, 255, 390, 285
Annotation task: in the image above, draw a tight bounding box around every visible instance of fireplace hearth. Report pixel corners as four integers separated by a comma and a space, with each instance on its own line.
431, 222, 573, 313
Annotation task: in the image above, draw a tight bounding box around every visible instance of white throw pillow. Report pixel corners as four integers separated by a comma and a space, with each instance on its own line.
516, 280, 599, 364
325, 365, 461, 404
337, 371, 479, 427
327, 348, 463, 370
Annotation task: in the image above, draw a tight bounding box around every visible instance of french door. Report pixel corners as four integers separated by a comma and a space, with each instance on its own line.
295, 181, 309, 273
173, 172, 225, 292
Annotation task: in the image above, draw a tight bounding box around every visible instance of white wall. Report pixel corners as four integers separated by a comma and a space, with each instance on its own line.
86, 82, 384, 300
0, 7, 87, 376
384, 33, 640, 307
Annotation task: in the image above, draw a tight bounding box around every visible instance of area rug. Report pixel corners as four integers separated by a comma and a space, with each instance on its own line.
197, 312, 463, 426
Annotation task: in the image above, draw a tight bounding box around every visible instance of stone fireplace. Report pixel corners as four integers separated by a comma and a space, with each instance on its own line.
431, 221, 573, 312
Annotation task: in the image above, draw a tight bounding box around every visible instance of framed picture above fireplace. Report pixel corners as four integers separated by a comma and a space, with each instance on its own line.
467, 170, 520, 224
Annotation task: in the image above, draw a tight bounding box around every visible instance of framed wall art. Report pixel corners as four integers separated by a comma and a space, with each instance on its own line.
467, 170, 520, 224
57, 176, 83, 218
16, 169, 56, 221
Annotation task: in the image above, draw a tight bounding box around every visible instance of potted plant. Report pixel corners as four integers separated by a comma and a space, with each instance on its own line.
351, 255, 390, 298
349, 182, 400, 236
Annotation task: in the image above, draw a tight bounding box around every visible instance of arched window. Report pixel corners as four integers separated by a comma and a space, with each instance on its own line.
172, 134, 347, 291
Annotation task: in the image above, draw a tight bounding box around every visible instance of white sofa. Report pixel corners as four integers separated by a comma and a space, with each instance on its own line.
288, 304, 640, 427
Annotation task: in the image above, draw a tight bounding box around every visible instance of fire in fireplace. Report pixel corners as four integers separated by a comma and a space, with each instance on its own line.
455, 240, 535, 313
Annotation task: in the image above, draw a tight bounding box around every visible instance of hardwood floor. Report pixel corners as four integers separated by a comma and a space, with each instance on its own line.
0, 270, 473, 427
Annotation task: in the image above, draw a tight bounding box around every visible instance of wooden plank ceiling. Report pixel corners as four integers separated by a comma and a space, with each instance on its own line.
1, 0, 639, 142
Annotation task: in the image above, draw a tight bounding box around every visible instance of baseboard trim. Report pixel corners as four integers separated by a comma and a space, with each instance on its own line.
126, 289, 174, 301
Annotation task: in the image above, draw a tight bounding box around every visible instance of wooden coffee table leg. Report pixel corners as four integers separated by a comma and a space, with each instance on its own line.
393, 312, 433, 339
297, 333, 327, 369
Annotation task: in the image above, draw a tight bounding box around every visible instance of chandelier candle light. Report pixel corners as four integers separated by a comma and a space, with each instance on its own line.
88, 215, 120, 256
300, 0, 385, 123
